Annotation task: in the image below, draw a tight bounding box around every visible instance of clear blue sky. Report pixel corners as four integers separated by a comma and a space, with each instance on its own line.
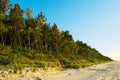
10, 0, 120, 60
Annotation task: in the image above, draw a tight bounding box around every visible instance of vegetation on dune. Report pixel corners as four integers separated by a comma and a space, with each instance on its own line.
0, 0, 112, 70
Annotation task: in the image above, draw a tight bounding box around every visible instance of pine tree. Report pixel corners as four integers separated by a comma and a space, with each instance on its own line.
0, 21, 7, 45
60, 30, 76, 56
0, 0, 9, 14
25, 8, 33, 50
9, 3, 25, 46
50, 23, 60, 53
41, 23, 51, 52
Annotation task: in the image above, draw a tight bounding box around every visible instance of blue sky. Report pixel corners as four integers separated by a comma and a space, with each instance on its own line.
10, 0, 120, 60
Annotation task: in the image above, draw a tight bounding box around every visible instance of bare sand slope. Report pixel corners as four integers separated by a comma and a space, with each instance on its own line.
1, 61, 120, 80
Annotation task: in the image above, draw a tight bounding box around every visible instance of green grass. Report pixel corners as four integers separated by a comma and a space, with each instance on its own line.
0, 44, 112, 70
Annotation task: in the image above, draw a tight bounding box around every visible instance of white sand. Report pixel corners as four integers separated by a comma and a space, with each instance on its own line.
1, 61, 120, 80
40, 61, 120, 80
38, 61, 120, 80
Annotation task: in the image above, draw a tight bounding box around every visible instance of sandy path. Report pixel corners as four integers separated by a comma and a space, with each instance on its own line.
40, 61, 120, 80
88, 61, 120, 80
40, 69, 95, 80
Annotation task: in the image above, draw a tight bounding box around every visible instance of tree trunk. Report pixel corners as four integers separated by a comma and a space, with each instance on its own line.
10, 34, 12, 46
19, 36, 22, 47
28, 34, 31, 50
1, 33, 4, 45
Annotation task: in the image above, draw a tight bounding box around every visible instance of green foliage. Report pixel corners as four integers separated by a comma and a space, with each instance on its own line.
0, 0, 10, 16
0, 1, 112, 70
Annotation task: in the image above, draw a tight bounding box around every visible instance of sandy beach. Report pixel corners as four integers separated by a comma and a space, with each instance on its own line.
1, 61, 120, 80
40, 61, 120, 80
